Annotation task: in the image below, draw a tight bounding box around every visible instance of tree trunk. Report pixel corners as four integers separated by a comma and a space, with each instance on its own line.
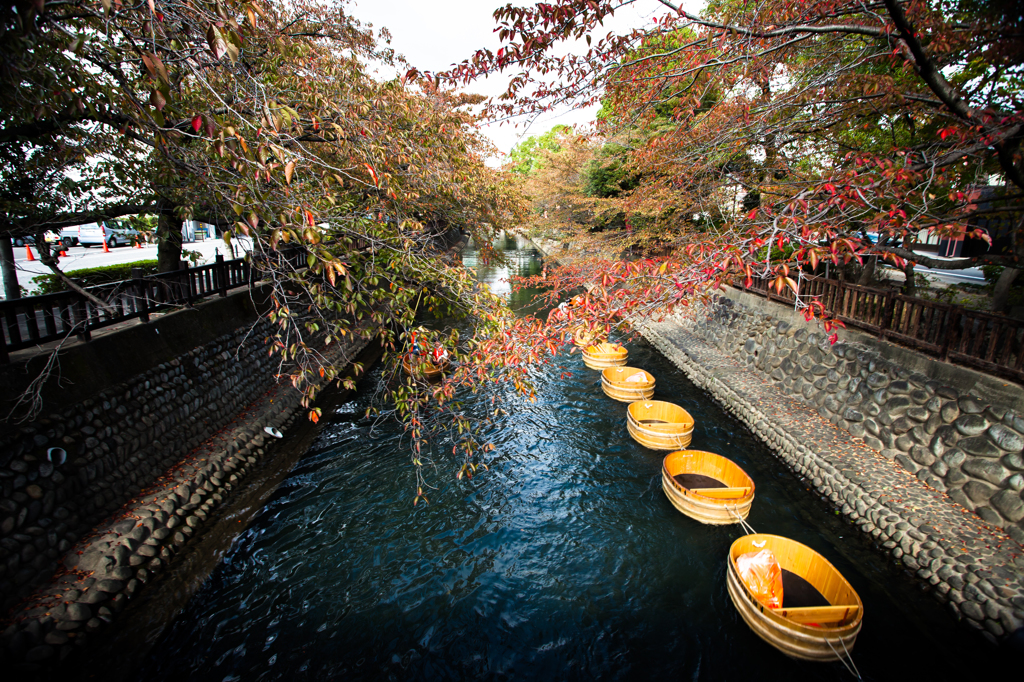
991, 267, 1020, 313
902, 261, 917, 296
0, 236, 19, 300
857, 256, 877, 286
157, 207, 183, 273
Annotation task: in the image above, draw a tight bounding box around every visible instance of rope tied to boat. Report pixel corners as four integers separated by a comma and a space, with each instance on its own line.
726, 504, 757, 536
826, 636, 863, 679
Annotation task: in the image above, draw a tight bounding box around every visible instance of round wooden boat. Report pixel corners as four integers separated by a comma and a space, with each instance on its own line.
726, 534, 863, 662
601, 366, 655, 402
572, 325, 604, 348
626, 400, 694, 450
661, 450, 754, 524
582, 341, 627, 370
402, 354, 446, 382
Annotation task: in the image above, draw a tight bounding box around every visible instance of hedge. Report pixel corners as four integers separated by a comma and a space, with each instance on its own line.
34, 260, 161, 295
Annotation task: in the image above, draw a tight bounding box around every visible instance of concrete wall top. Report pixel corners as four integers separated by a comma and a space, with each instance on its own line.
1, 285, 273, 416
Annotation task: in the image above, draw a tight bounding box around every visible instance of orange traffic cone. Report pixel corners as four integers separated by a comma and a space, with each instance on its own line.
59, 248, 68, 257
25, 245, 34, 261
134, 239, 143, 249
102, 239, 110, 253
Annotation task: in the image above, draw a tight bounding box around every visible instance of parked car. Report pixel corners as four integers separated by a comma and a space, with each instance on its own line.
45, 227, 78, 248
78, 220, 141, 248
14, 232, 65, 247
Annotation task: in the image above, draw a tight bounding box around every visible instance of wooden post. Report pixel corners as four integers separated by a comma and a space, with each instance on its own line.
4, 303, 22, 348
0, 303, 9, 362
178, 260, 193, 305
215, 254, 228, 297
132, 267, 150, 323
941, 306, 962, 361
73, 297, 91, 343
879, 291, 896, 340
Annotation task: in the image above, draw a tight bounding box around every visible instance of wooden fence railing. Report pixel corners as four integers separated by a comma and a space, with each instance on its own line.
0, 249, 305, 363
739, 275, 1024, 383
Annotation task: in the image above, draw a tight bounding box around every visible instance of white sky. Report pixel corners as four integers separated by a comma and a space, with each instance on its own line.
350, 0, 705, 161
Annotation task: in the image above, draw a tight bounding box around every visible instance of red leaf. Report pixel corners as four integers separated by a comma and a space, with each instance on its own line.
191, 115, 202, 133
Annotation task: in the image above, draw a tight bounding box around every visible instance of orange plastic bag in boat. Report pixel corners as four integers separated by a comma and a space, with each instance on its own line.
736, 549, 784, 609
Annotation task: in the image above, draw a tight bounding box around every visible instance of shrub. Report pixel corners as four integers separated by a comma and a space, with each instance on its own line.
34, 260, 160, 295
981, 264, 1004, 284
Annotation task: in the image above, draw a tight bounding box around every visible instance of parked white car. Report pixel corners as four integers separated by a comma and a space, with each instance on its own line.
78, 221, 141, 248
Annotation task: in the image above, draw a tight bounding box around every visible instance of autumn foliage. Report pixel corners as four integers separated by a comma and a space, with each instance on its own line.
426, 0, 1022, 326
6, 0, 1024, 485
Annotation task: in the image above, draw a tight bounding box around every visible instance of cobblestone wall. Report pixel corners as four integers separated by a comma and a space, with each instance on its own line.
0, 317, 281, 614
696, 296, 1024, 544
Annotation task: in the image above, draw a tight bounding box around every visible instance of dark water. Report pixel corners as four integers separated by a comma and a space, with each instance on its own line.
136, 235, 1012, 680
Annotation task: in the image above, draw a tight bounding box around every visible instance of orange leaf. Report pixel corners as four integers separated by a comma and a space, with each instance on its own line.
364, 163, 379, 187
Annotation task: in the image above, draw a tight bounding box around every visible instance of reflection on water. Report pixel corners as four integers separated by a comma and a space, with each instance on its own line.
464, 234, 545, 312
136, 234, 1011, 681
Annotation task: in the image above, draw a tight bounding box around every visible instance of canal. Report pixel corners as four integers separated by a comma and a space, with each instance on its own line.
133, 236, 1012, 680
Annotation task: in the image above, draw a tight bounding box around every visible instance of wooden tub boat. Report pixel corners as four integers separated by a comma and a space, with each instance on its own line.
661, 450, 754, 524
573, 325, 604, 348
626, 400, 694, 450
601, 366, 655, 402
582, 342, 627, 370
726, 534, 863, 661
402, 354, 446, 382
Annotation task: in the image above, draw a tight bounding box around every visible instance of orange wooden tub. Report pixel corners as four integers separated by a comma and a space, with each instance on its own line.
726, 534, 863, 661
402, 355, 446, 382
661, 450, 754, 524
582, 342, 627, 370
601, 366, 655, 402
626, 400, 694, 450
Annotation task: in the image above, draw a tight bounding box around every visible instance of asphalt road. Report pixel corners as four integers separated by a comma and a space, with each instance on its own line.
5, 237, 249, 298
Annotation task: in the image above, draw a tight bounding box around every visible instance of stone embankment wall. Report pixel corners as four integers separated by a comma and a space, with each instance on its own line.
640, 289, 1024, 643
0, 319, 277, 613
701, 294, 1024, 542
0, 288, 370, 672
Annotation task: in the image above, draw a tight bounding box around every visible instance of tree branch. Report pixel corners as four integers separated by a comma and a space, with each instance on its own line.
655, 0, 887, 39
34, 237, 119, 314
7, 203, 159, 235
872, 243, 1012, 269
882, 0, 975, 122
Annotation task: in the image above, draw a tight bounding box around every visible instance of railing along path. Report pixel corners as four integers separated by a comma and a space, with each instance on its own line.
0, 250, 304, 363
740, 275, 1024, 383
